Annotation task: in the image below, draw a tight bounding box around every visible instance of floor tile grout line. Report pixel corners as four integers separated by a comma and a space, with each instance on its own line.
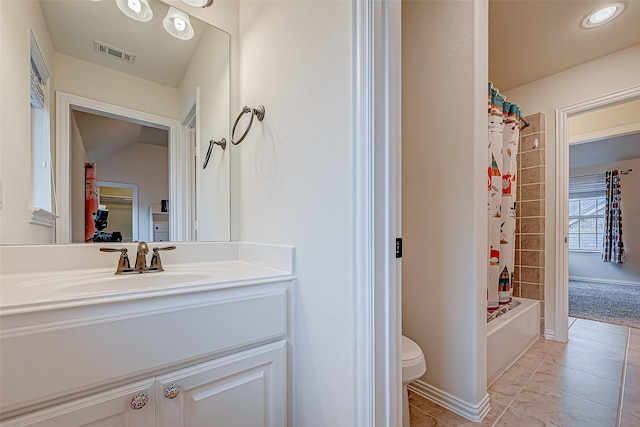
616, 329, 631, 427
544, 356, 622, 387
539, 352, 625, 412
408, 402, 453, 427
488, 348, 550, 426
569, 331, 629, 347
489, 403, 510, 427
572, 317, 631, 335
572, 318, 631, 335
560, 342, 626, 363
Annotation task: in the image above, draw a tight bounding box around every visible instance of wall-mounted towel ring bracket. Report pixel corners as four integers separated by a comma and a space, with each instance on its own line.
231, 105, 265, 145
203, 138, 226, 169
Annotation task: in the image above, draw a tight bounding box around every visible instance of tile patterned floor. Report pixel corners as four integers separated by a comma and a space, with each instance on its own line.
409, 318, 640, 426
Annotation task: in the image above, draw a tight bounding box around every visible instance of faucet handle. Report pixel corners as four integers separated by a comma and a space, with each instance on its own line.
150, 246, 176, 272
99, 247, 132, 275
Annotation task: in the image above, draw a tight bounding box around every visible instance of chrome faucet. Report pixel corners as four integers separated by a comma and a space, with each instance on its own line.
101, 242, 176, 275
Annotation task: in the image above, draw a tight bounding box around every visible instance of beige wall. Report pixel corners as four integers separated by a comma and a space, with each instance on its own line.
504, 43, 640, 337
94, 143, 168, 243
403, 0, 489, 410
54, 53, 179, 120
236, 1, 353, 424
0, 0, 56, 244
179, 26, 230, 241
570, 99, 640, 141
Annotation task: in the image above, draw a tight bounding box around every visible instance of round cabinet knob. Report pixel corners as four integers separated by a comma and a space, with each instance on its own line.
164, 384, 181, 399
130, 393, 149, 410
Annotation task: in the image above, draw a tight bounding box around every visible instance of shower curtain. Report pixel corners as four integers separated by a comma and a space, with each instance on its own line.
487, 83, 521, 320
602, 170, 625, 263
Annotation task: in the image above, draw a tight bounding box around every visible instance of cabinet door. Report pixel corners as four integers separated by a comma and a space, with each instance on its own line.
1, 379, 155, 427
156, 341, 286, 427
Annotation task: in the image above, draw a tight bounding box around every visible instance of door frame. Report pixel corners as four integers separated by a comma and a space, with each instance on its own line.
55, 92, 188, 243
96, 180, 139, 242
554, 85, 640, 342
353, 0, 402, 425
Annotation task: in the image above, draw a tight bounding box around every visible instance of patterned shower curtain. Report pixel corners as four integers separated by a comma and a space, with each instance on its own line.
487, 83, 521, 320
85, 162, 98, 242
602, 170, 625, 263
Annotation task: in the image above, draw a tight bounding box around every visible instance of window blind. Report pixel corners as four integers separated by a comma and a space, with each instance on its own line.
30, 32, 48, 109
569, 173, 606, 199
30, 59, 45, 108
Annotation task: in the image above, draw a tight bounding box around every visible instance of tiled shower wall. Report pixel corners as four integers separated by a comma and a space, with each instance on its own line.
514, 113, 546, 334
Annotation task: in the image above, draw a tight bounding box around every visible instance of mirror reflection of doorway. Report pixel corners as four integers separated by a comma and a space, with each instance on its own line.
98, 182, 138, 242
70, 109, 169, 243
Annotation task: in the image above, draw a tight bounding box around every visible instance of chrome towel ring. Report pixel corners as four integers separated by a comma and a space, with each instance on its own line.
231, 105, 265, 145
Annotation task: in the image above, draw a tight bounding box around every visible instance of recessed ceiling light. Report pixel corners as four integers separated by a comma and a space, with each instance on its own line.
582, 3, 625, 28
115, 0, 153, 22
163, 7, 195, 40
182, 0, 214, 7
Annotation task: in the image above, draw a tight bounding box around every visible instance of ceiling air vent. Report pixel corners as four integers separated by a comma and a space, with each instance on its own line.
93, 41, 135, 64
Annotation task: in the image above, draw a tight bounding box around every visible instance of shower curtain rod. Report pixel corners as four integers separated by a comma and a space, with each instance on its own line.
570, 168, 632, 179
518, 116, 530, 131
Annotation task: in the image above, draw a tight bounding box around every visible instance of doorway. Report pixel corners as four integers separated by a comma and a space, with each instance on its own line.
97, 181, 138, 242
56, 92, 190, 243
556, 86, 640, 340
70, 109, 167, 243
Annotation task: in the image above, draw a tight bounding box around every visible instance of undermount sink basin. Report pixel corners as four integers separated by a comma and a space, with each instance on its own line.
55, 271, 212, 295
0, 257, 292, 312
0, 267, 220, 310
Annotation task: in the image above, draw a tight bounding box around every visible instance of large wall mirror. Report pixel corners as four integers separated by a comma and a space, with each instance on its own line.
0, 0, 230, 245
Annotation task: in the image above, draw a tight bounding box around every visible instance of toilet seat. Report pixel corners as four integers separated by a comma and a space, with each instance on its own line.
401, 336, 426, 383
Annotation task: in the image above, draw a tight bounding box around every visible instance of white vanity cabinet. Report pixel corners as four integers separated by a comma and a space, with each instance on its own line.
2, 341, 286, 427
0, 379, 157, 427
0, 254, 294, 427
155, 341, 286, 427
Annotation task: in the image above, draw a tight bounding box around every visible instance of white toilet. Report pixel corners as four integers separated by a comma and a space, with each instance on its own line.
401, 335, 427, 426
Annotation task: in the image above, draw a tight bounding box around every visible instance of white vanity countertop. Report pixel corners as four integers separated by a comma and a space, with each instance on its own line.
0, 242, 295, 315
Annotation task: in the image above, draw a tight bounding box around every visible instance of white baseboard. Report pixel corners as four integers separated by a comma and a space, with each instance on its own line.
569, 276, 640, 287
544, 329, 559, 341
408, 380, 491, 422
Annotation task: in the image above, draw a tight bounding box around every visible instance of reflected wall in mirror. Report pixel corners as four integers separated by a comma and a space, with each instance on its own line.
0, 0, 230, 245
71, 110, 167, 244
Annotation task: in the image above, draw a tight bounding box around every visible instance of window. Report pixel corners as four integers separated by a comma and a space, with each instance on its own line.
568, 172, 607, 252
29, 31, 56, 226
568, 196, 606, 251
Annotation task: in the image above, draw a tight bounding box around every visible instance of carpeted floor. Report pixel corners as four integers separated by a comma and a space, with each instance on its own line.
569, 280, 640, 329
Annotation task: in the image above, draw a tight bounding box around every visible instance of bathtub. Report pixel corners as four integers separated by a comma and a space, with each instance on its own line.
486, 297, 540, 385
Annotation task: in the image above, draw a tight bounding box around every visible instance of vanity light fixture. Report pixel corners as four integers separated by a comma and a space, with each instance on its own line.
582, 3, 625, 28
115, 0, 153, 22
163, 7, 195, 40
182, 0, 214, 8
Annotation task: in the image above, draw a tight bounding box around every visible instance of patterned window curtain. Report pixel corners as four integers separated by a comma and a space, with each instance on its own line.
487, 83, 521, 321
602, 170, 625, 263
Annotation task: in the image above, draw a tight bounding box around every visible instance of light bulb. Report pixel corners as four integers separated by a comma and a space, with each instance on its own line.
582, 3, 624, 28
589, 6, 616, 24
163, 7, 194, 40
174, 18, 186, 31
127, 0, 141, 14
